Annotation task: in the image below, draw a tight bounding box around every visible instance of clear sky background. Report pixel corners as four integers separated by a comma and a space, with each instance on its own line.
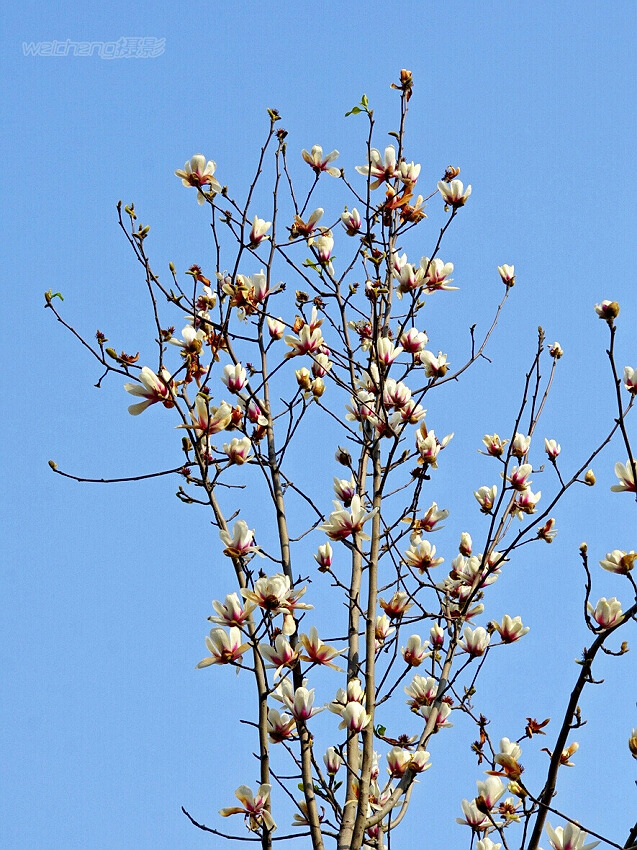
2, 2, 636, 848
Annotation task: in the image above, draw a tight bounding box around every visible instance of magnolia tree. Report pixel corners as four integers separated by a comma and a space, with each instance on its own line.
47, 71, 637, 850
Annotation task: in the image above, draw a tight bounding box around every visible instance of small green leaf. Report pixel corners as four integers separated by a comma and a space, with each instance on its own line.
345, 106, 362, 117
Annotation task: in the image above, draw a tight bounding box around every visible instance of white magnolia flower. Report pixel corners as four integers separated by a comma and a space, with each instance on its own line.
175, 154, 222, 204
545, 822, 599, 850
438, 178, 472, 207
302, 145, 340, 176
320, 494, 377, 541
356, 145, 397, 189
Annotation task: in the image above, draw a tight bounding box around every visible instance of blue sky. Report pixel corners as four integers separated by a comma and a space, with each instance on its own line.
2, 2, 636, 848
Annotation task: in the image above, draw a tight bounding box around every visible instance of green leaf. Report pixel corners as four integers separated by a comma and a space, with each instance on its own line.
345, 106, 362, 117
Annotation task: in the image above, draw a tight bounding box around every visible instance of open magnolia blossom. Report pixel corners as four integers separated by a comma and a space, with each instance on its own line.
400, 326, 429, 352
401, 634, 431, 666
456, 798, 490, 831
320, 494, 377, 541
175, 154, 222, 203
482, 433, 508, 457
405, 674, 438, 710
476, 776, 506, 809
197, 626, 249, 667
339, 701, 372, 732
209, 592, 256, 627
267, 708, 297, 743
474, 485, 497, 513
460, 625, 491, 656
302, 145, 340, 176
478, 840, 503, 850
176, 395, 233, 437
328, 678, 365, 716
219, 783, 276, 833
260, 634, 299, 677
386, 746, 431, 777
422, 257, 457, 293
404, 501, 450, 533
599, 549, 636, 574
611, 460, 636, 492
356, 145, 398, 189
379, 591, 414, 619
375, 614, 395, 648
438, 178, 472, 207
403, 534, 445, 572
168, 323, 206, 353
420, 349, 449, 378
124, 366, 175, 415
289, 207, 323, 240
420, 701, 453, 730
283, 685, 324, 721
545, 821, 600, 850
241, 574, 312, 636
299, 626, 345, 670
284, 323, 325, 358
220, 519, 262, 558
223, 435, 252, 464
507, 464, 533, 491
492, 615, 530, 642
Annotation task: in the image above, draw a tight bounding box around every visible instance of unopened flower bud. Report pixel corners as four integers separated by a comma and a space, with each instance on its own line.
594, 300, 620, 321
549, 341, 563, 359
314, 542, 333, 572
311, 378, 325, 398
324, 746, 343, 775
544, 438, 561, 461
507, 781, 526, 798
459, 532, 472, 556
498, 264, 515, 287
335, 446, 351, 466
430, 623, 445, 648
584, 469, 596, 486
629, 728, 637, 759
266, 316, 285, 340
295, 367, 312, 391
